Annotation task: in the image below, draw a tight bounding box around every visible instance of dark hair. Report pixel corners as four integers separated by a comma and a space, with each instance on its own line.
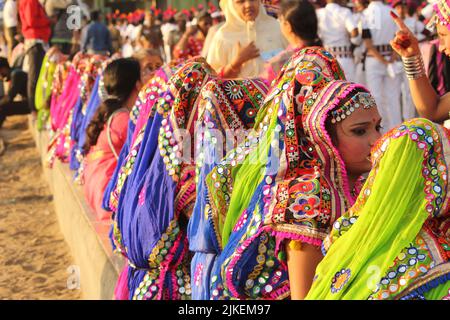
83, 58, 141, 153
279, 0, 322, 46
90, 10, 100, 22
0, 57, 10, 70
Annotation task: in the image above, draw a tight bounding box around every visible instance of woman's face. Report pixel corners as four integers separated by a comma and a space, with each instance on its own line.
332, 103, 383, 178
437, 24, 450, 57
233, 0, 260, 22
140, 55, 163, 83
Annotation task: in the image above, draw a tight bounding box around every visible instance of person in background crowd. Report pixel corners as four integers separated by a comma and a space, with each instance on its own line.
207, 0, 287, 78
393, 0, 424, 121
137, 10, 165, 59
0, 33, 8, 60
108, 18, 122, 54
82, 58, 141, 221
352, 0, 369, 85
81, 10, 112, 55
173, 10, 213, 61
71, 15, 88, 57
362, 0, 402, 131
10, 34, 24, 69
3, 0, 18, 63
19, 0, 51, 117
161, 13, 177, 62
0, 57, 28, 128
317, 0, 360, 81
117, 15, 128, 40
201, 26, 224, 58
135, 19, 165, 61
167, 11, 189, 60
46, 0, 74, 55
390, 0, 450, 122
261, 0, 321, 84
393, 0, 430, 41
132, 48, 163, 84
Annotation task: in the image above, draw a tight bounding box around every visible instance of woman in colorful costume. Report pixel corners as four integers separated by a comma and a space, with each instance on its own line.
306, 118, 450, 300
112, 58, 215, 300
104, 64, 176, 300
47, 52, 87, 166
69, 54, 109, 179
102, 64, 175, 214
203, 47, 383, 299
35, 46, 67, 130
188, 77, 269, 299
82, 58, 141, 221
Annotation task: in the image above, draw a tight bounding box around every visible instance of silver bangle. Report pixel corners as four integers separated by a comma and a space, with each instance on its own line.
402, 55, 425, 80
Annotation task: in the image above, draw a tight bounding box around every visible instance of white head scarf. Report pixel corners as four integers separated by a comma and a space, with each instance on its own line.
206, 0, 287, 78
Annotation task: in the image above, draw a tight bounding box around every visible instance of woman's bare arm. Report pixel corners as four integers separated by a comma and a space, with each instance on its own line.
286, 241, 323, 300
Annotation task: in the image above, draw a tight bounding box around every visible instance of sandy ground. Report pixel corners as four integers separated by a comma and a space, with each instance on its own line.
0, 115, 80, 300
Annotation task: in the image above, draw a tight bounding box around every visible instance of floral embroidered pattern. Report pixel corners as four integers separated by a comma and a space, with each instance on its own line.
331, 269, 352, 294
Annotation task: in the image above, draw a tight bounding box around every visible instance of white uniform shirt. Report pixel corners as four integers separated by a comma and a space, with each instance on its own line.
404, 16, 426, 41
317, 3, 356, 47
3, 0, 18, 28
362, 1, 398, 46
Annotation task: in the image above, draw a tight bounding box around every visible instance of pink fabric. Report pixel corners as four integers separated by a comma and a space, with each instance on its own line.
83, 111, 129, 221
114, 263, 130, 300
50, 67, 80, 131
260, 46, 300, 84
131, 100, 152, 145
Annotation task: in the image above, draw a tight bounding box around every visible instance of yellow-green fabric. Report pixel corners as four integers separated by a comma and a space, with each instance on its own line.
35, 54, 56, 130
306, 118, 450, 300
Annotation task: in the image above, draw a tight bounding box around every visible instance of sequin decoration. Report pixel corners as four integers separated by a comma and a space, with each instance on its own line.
331, 269, 352, 294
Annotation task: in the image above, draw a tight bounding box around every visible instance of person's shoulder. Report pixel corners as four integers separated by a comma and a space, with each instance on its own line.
110, 110, 129, 132
113, 109, 130, 121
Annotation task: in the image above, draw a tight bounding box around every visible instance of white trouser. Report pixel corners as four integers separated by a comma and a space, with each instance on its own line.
337, 57, 356, 83
354, 62, 367, 86
365, 57, 402, 132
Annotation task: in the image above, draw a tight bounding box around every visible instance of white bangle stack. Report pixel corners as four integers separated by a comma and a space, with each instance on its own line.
402, 55, 426, 80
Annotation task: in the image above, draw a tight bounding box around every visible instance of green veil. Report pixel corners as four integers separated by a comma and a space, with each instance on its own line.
306, 118, 450, 300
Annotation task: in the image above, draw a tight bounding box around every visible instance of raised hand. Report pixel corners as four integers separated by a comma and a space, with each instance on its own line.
389, 11, 421, 58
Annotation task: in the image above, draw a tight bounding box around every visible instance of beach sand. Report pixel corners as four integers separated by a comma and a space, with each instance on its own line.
0, 115, 81, 300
